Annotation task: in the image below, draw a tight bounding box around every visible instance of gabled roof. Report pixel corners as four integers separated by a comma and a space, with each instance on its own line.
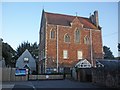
75, 59, 91, 68
45, 12, 100, 29
16, 49, 36, 71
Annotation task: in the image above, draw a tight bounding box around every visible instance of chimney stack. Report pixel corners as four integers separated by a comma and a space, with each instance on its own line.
89, 10, 99, 28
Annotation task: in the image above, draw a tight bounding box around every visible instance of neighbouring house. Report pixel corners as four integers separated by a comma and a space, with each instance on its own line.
16, 49, 36, 74
72, 59, 92, 82
39, 10, 103, 74
92, 59, 120, 88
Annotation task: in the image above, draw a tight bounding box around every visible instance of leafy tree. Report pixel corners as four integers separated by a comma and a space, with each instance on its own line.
118, 43, 120, 51
118, 43, 120, 60
103, 46, 114, 59
2, 42, 16, 67
16, 41, 39, 60
16, 41, 39, 73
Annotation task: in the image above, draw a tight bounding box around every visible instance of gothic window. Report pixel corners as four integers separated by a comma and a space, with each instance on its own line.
75, 28, 80, 43
64, 34, 70, 43
84, 36, 89, 44
50, 30, 55, 39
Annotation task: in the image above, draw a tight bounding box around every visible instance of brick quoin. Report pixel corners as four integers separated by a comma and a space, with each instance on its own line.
39, 10, 103, 74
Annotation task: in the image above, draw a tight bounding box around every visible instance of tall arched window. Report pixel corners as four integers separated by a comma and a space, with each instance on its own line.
75, 29, 80, 43
50, 30, 55, 39
84, 36, 89, 45
64, 34, 70, 43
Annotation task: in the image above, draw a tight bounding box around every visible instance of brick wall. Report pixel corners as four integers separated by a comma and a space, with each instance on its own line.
39, 12, 103, 73
46, 21, 103, 68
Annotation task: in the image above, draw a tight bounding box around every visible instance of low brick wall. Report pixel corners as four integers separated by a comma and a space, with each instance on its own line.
1, 68, 64, 81
29, 75, 64, 80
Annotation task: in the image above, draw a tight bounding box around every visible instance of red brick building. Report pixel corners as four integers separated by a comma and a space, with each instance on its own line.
39, 10, 103, 74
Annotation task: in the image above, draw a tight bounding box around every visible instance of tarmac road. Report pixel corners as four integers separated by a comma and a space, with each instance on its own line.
2, 79, 107, 90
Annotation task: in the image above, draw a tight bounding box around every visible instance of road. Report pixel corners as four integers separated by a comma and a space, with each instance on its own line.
2, 79, 106, 90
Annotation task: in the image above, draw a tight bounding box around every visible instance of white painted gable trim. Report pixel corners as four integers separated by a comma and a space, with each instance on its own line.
75, 59, 91, 68
96, 60, 104, 67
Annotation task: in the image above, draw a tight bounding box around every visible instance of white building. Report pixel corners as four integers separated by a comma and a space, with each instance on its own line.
16, 49, 36, 74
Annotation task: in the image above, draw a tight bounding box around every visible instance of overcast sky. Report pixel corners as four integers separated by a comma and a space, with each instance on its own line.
1, 2, 118, 57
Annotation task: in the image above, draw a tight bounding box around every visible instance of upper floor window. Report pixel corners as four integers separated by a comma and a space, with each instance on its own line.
75, 29, 80, 43
50, 30, 55, 39
24, 57, 29, 63
84, 36, 89, 45
64, 34, 70, 43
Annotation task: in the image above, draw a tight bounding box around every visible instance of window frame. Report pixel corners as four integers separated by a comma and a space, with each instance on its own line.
23, 57, 29, 63
50, 29, 55, 39
64, 34, 70, 43
77, 50, 83, 59
75, 28, 80, 43
63, 50, 68, 59
84, 35, 89, 45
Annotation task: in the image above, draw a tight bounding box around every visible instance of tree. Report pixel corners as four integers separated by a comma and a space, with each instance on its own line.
118, 43, 120, 60
2, 42, 16, 67
16, 41, 39, 73
16, 41, 39, 59
103, 46, 114, 59
118, 43, 120, 51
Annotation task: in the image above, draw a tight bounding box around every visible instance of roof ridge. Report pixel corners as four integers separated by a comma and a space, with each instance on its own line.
45, 11, 89, 19
44, 11, 99, 29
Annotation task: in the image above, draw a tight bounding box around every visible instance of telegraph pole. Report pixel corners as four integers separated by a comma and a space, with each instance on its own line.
56, 25, 59, 72
90, 29, 93, 67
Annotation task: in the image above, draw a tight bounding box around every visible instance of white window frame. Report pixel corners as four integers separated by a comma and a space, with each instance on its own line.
24, 57, 29, 62
63, 50, 68, 59
77, 51, 82, 59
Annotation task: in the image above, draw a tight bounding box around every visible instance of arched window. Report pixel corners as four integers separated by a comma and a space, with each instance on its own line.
64, 34, 70, 43
75, 28, 80, 43
84, 36, 89, 44
50, 30, 55, 39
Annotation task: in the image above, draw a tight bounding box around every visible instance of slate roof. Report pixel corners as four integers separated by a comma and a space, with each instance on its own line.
16, 49, 36, 71
45, 12, 100, 29
96, 59, 120, 72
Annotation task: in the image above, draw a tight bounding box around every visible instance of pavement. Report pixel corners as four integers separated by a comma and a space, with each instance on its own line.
1, 81, 34, 90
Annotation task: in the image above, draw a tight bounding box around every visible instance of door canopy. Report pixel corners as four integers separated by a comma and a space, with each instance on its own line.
75, 59, 91, 68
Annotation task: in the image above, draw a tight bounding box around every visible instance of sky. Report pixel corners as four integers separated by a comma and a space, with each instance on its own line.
1, 1, 118, 57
